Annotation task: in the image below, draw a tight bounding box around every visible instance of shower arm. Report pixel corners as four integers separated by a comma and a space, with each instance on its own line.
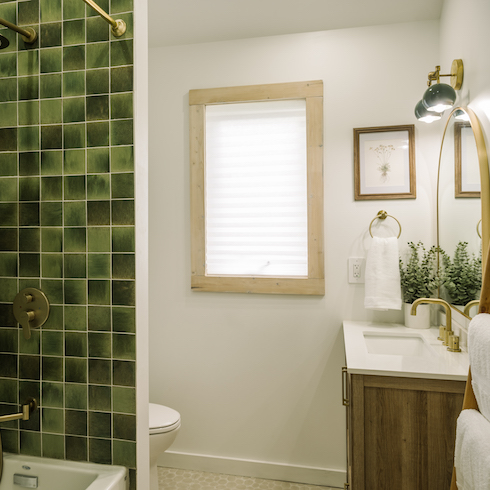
81, 0, 126, 37
0, 17, 37, 43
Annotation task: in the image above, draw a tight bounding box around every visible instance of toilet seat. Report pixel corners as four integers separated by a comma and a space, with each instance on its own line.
149, 403, 181, 435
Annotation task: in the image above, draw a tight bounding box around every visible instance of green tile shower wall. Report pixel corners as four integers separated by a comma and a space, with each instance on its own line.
0, 0, 136, 480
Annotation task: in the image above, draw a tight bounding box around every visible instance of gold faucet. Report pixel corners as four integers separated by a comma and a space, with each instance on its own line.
463, 300, 480, 317
411, 298, 460, 350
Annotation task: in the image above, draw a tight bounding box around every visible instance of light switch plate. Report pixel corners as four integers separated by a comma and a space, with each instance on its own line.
348, 257, 365, 283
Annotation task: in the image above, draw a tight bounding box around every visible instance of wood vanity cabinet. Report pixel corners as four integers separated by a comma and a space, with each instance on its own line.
345, 373, 465, 490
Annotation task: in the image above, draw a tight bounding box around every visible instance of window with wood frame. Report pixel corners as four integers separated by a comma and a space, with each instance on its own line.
189, 80, 324, 295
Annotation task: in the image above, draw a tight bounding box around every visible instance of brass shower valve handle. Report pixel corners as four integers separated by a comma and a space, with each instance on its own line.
13, 288, 50, 340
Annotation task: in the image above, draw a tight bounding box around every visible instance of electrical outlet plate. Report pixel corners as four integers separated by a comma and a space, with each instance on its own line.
348, 257, 365, 283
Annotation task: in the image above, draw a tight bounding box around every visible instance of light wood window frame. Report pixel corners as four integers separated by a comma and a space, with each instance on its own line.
189, 80, 324, 295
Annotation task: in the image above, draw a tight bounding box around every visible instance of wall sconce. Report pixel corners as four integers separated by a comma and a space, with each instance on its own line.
415, 59, 464, 123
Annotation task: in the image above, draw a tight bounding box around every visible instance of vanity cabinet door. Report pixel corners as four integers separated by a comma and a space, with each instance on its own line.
348, 374, 465, 490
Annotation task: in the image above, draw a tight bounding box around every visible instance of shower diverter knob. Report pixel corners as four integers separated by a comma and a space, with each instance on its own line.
13, 288, 50, 340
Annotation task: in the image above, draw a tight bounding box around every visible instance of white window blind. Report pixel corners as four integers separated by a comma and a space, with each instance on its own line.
205, 99, 308, 277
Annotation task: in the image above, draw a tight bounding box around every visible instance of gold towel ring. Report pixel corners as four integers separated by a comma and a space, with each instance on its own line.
477, 219, 482, 239
369, 210, 402, 238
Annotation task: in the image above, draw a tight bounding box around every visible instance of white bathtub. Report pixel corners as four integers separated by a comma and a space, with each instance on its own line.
1, 453, 128, 490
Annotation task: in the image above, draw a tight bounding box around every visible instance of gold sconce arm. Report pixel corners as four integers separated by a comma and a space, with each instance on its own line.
427, 60, 464, 89
81, 0, 126, 37
0, 399, 37, 423
0, 17, 37, 43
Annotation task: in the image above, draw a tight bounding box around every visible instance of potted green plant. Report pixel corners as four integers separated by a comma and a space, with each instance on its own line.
399, 241, 440, 328
441, 241, 481, 307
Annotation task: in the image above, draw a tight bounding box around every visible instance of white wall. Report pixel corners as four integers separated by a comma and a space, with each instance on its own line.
148, 21, 440, 486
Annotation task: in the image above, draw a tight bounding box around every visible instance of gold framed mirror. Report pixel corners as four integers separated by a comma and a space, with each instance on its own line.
437, 107, 490, 317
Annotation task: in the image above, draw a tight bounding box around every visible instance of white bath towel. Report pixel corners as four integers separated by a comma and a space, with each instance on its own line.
469, 313, 490, 422
455, 409, 490, 490
364, 236, 402, 311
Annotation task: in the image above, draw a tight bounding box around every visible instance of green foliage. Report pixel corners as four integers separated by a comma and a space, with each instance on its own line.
441, 241, 481, 305
399, 241, 440, 304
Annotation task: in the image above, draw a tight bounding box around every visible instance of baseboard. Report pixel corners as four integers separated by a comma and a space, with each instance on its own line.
158, 451, 346, 488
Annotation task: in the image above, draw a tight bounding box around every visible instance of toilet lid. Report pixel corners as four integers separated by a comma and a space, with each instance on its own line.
149, 403, 181, 434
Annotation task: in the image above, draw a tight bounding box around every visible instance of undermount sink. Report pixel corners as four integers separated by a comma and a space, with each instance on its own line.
363, 332, 433, 357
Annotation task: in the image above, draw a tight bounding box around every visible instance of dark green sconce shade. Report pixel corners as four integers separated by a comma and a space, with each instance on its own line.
422, 83, 457, 112
0, 34, 9, 50
414, 99, 442, 123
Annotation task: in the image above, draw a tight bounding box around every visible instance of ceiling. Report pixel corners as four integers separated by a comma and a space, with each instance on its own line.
148, 0, 444, 48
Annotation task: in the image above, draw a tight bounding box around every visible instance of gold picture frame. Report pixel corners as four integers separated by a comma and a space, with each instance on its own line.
354, 124, 416, 200
455, 121, 481, 198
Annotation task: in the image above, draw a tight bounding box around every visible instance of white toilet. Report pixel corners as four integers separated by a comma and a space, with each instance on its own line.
149, 403, 181, 490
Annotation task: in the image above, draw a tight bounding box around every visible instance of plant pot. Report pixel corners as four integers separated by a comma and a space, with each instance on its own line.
404, 303, 431, 329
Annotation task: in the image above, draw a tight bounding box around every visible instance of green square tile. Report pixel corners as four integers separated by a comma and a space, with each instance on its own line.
86, 16, 109, 43
111, 0, 133, 14
19, 354, 40, 379
64, 149, 86, 174
1, 429, 18, 454
113, 333, 135, 360
41, 254, 63, 278
87, 96, 109, 121
42, 407, 64, 433
0, 102, 17, 127
19, 253, 40, 277
87, 148, 109, 173
40, 73, 62, 99
86, 0, 109, 16
41, 176, 62, 200
19, 202, 40, 226
89, 358, 111, 385
87, 121, 109, 147
19, 331, 39, 356
0, 52, 17, 77
65, 436, 87, 462
87, 201, 110, 226
41, 151, 62, 175
64, 254, 86, 278
89, 438, 112, 465
64, 123, 86, 149
112, 386, 135, 414
65, 383, 87, 410
40, 0, 62, 22
63, 19, 85, 45
113, 360, 135, 387
64, 279, 87, 304
64, 201, 86, 226
0, 153, 17, 176
42, 382, 64, 408
110, 40, 133, 66
64, 305, 87, 331
63, 0, 85, 20
40, 22, 62, 48
41, 125, 63, 150
111, 173, 133, 198
63, 71, 85, 96
88, 306, 111, 331
64, 175, 86, 200
41, 279, 63, 304
41, 202, 62, 226
19, 100, 39, 126
0, 179, 17, 201
111, 200, 133, 225
19, 152, 40, 176
19, 176, 40, 201
0, 277, 17, 302
42, 356, 63, 381
88, 411, 111, 438
65, 331, 87, 357
63, 45, 85, 71
18, 50, 39, 76
88, 227, 110, 252
111, 93, 133, 119
19, 278, 40, 290
43, 304, 63, 329
42, 330, 63, 356
0, 202, 18, 226
88, 280, 110, 305
88, 384, 111, 411
18, 76, 39, 101
86, 68, 109, 95
63, 97, 85, 123
0, 352, 17, 377
113, 413, 136, 441
19, 126, 40, 151
40, 99, 62, 124
41, 228, 63, 252
87, 174, 110, 199
112, 254, 134, 279
20, 431, 41, 457
0, 329, 18, 354
18, 0, 39, 25
0, 228, 17, 251
86, 42, 109, 69
0, 127, 17, 151
112, 280, 134, 306
19, 228, 40, 251
42, 433, 65, 459
0, 78, 17, 102
110, 119, 132, 146
0, 2, 16, 22
64, 228, 86, 252
65, 357, 87, 383
88, 254, 110, 278
40, 47, 62, 73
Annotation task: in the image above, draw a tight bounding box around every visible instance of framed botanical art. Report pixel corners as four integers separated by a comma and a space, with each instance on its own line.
455, 121, 481, 198
354, 124, 415, 200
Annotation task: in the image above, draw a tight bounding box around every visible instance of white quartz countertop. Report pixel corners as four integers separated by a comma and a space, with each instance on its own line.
343, 321, 469, 381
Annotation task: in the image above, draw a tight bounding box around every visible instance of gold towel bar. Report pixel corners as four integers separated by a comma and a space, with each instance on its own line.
369, 210, 402, 238
82, 0, 126, 37
0, 398, 37, 423
0, 17, 37, 43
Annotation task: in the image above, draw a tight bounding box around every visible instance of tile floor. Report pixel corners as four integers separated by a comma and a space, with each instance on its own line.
158, 467, 341, 490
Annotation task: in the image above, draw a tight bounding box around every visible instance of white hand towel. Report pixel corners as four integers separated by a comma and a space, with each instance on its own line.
455, 409, 490, 490
469, 313, 490, 422
364, 236, 402, 311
